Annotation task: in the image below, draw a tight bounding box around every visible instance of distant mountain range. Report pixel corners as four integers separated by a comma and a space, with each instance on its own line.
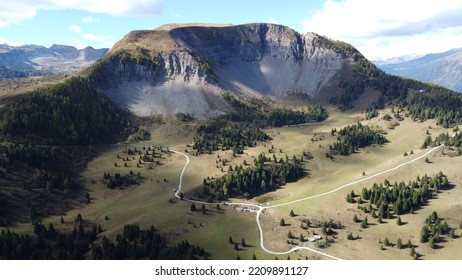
0, 44, 108, 79
375, 48, 462, 93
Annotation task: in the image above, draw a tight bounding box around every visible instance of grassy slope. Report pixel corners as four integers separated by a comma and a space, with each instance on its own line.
3, 105, 462, 260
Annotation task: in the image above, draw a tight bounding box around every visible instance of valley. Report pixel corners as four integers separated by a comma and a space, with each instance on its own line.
1, 23, 462, 260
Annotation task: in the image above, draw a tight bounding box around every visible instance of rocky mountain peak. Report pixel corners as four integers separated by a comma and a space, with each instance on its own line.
94, 23, 361, 119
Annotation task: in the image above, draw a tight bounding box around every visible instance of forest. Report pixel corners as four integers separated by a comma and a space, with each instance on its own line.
408, 92, 462, 128
330, 123, 387, 156
347, 172, 449, 218
0, 76, 131, 144
0, 221, 205, 260
197, 152, 304, 200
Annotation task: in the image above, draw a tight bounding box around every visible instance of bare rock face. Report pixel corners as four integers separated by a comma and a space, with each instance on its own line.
96, 23, 348, 118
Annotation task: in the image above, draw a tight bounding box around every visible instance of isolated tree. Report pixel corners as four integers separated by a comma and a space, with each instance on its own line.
397, 216, 402, 226
290, 210, 295, 217
384, 237, 390, 247
397, 238, 402, 249
236, 254, 240, 260
241, 238, 246, 247
347, 232, 354, 240
280, 218, 286, 226
229, 236, 234, 244
353, 214, 359, 223
234, 243, 239, 251
201, 204, 206, 214
252, 254, 257, 260
60, 216, 64, 224
299, 234, 304, 242
190, 203, 196, 212
407, 239, 412, 249
288, 231, 294, 239
180, 192, 184, 200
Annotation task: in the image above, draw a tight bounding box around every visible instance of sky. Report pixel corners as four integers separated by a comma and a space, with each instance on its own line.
2, 0, 462, 61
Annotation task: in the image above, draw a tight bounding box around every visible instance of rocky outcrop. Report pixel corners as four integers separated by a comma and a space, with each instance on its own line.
97, 23, 350, 118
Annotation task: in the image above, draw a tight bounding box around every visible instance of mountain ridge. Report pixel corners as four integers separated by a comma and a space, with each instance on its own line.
0, 43, 109, 79
377, 48, 462, 93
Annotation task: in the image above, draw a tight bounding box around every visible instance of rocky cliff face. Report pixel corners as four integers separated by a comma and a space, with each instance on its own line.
96, 23, 352, 118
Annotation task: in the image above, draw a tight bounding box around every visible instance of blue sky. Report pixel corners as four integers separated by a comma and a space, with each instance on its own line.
2, 0, 462, 60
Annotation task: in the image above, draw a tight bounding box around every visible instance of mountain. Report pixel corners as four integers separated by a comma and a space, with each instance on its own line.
376, 48, 462, 93
89, 23, 370, 119
0, 44, 109, 79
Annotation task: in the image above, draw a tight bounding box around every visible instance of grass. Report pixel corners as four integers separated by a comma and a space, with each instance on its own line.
3, 107, 462, 260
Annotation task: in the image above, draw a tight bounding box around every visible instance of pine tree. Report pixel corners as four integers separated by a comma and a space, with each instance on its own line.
290, 210, 295, 217
397, 238, 402, 249
236, 254, 240, 260
229, 236, 234, 244
190, 203, 196, 212
201, 204, 206, 214
241, 238, 246, 247
397, 216, 402, 226
234, 243, 239, 251
353, 214, 359, 223
280, 218, 286, 226
252, 254, 257, 260
347, 232, 354, 240
60, 216, 64, 224
384, 237, 390, 247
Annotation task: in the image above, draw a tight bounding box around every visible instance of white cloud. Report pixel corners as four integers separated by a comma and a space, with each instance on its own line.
0, 2, 36, 27
82, 15, 100, 23
83, 33, 114, 42
68, 24, 81, 33
0, 37, 20, 46
72, 39, 89, 49
303, 0, 462, 60
0, 0, 162, 27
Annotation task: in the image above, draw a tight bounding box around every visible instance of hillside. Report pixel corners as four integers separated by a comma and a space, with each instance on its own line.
377, 48, 462, 93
